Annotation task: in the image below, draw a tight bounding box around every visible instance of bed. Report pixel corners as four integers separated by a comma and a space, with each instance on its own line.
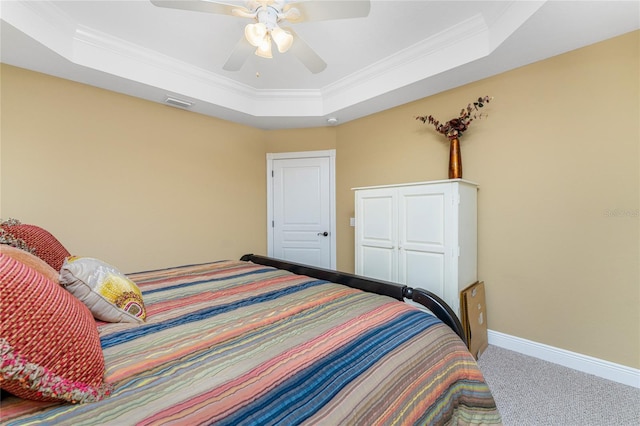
1, 223, 501, 425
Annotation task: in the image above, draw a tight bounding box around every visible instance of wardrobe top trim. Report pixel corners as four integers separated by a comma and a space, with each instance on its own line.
352, 179, 479, 191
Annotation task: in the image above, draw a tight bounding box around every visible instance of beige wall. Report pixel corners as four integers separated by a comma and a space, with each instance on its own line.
1, 65, 266, 273
264, 127, 337, 153
336, 31, 639, 369
2, 31, 638, 369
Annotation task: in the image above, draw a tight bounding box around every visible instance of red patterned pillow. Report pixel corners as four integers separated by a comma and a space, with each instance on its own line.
0, 224, 70, 271
0, 254, 109, 403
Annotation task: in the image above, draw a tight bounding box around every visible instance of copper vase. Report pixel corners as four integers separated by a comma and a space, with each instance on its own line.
449, 137, 462, 179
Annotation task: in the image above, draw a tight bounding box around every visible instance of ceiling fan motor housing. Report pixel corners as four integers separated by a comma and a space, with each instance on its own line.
256, 6, 280, 31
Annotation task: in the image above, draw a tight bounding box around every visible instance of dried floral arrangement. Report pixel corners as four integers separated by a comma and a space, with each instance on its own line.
416, 96, 492, 140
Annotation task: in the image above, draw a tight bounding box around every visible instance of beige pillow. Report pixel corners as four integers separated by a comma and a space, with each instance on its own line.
59, 256, 146, 323
0, 244, 59, 284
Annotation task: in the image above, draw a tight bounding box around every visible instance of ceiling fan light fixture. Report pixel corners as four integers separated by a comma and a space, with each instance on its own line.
271, 26, 293, 53
245, 22, 267, 47
255, 37, 273, 58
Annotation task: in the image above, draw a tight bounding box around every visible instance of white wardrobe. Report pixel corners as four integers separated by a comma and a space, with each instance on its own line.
353, 179, 478, 316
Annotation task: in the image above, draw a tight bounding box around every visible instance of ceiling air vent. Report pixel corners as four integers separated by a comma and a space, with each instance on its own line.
164, 96, 194, 109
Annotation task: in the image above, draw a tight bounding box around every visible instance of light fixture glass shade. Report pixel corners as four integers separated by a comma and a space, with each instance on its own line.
271, 26, 293, 53
245, 23, 267, 47
255, 37, 273, 58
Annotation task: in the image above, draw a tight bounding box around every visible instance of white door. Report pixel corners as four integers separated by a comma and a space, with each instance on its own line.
268, 151, 336, 269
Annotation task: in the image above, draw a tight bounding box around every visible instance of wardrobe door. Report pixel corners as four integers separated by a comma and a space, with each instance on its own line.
397, 184, 450, 296
355, 188, 397, 282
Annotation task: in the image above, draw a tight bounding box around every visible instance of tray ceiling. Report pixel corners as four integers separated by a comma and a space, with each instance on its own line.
1, 1, 638, 129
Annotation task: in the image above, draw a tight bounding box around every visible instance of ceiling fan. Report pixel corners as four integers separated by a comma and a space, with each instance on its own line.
150, 0, 371, 74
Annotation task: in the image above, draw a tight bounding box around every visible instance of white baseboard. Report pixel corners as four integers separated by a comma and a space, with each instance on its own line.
487, 330, 640, 389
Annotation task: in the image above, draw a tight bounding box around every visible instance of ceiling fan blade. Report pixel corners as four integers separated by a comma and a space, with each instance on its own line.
284, 0, 370, 23
223, 36, 255, 71
150, 0, 245, 16
287, 28, 326, 74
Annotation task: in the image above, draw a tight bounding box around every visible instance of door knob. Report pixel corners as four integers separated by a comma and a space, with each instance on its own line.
317, 231, 329, 237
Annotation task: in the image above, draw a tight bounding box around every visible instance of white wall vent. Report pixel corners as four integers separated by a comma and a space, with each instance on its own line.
164, 96, 193, 109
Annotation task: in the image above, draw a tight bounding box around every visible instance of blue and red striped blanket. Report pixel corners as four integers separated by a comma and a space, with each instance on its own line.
2, 260, 501, 425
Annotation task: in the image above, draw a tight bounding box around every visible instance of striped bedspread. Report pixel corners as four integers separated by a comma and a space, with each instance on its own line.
2, 260, 501, 425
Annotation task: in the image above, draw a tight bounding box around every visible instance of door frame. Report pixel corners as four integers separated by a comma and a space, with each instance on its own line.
266, 149, 337, 269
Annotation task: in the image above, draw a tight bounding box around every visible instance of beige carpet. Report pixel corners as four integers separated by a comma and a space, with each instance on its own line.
477, 345, 640, 426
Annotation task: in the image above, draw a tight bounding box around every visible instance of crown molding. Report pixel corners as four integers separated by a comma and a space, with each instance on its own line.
321, 1, 545, 112
320, 13, 490, 112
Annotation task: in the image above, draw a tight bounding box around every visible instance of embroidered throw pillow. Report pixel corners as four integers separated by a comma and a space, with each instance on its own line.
0, 254, 109, 403
0, 223, 71, 271
59, 257, 146, 323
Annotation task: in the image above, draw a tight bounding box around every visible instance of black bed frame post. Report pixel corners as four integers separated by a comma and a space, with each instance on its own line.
240, 254, 467, 346
402, 287, 467, 346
